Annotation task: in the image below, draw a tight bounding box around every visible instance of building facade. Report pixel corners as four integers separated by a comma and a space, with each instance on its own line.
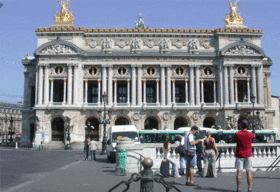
0, 101, 23, 143
20, 3, 276, 146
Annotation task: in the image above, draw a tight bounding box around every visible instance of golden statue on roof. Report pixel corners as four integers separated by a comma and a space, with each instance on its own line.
224, 0, 243, 26
55, 0, 74, 25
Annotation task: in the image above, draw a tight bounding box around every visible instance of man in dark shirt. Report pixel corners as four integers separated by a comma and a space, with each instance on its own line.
195, 130, 204, 173
234, 120, 254, 192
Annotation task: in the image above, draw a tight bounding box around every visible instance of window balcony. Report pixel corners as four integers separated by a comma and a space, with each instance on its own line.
201, 103, 220, 109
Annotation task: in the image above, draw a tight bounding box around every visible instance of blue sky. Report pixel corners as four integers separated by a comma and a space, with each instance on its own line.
0, 0, 279, 103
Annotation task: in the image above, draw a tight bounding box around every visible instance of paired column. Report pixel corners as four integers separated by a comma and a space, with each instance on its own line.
131, 65, 136, 106
201, 80, 204, 104
247, 79, 251, 103
38, 64, 44, 105
114, 80, 117, 105
256, 65, 263, 104
223, 65, 229, 105
73, 64, 79, 105
35, 67, 39, 105
102, 64, 107, 96
84, 80, 88, 104
43, 64, 49, 105
156, 79, 160, 104
251, 65, 257, 99
172, 79, 175, 104
213, 80, 217, 103
108, 65, 113, 106
185, 79, 189, 104
189, 66, 195, 106
127, 79, 130, 104
234, 79, 238, 103
229, 65, 234, 105
160, 65, 166, 106
63, 79, 67, 104
50, 79, 54, 103
98, 79, 101, 104
166, 65, 172, 106
218, 65, 223, 107
195, 66, 200, 106
67, 64, 73, 105
137, 65, 142, 106
143, 80, 146, 104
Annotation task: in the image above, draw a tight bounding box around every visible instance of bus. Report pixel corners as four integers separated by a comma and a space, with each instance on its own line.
138, 130, 184, 144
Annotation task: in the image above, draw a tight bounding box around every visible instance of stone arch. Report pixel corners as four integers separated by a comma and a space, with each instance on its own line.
220, 40, 266, 57
115, 117, 129, 125
144, 116, 159, 130
51, 117, 64, 141
174, 117, 189, 130
85, 117, 100, 141
203, 117, 216, 128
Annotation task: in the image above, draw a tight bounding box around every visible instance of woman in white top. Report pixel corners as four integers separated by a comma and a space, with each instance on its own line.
163, 139, 181, 178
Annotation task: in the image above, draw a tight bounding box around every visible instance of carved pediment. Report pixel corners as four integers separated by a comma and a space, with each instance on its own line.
40, 44, 77, 54
224, 45, 259, 55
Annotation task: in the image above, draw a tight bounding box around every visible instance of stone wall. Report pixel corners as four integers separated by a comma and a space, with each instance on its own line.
271, 96, 280, 139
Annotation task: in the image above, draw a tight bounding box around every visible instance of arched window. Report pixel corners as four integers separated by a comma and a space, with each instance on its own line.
174, 117, 188, 130
144, 117, 158, 130
203, 117, 215, 128
115, 117, 129, 125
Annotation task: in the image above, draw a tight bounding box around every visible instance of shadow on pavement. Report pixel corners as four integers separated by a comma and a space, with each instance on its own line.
193, 186, 235, 192
254, 176, 280, 180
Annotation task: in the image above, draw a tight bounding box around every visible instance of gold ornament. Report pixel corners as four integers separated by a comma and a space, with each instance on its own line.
224, 0, 243, 26
55, 0, 74, 24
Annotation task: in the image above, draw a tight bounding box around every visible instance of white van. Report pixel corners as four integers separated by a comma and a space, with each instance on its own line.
106, 125, 140, 163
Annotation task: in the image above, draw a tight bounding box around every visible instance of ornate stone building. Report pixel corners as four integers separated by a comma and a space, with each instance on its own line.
21, 2, 276, 146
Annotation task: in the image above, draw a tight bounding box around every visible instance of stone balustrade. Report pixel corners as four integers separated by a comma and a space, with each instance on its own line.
115, 139, 280, 175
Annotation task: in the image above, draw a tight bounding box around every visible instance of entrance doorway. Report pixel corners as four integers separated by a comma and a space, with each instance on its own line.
203, 117, 215, 128
85, 117, 100, 141
51, 117, 64, 141
174, 117, 188, 130
144, 117, 158, 130
115, 117, 129, 125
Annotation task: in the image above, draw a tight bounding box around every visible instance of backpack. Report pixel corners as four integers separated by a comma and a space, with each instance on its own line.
176, 145, 186, 156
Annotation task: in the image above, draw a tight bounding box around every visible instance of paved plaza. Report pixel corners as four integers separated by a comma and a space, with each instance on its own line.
0, 148, 279, 192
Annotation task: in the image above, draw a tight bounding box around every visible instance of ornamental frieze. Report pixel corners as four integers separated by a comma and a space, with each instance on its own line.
199, 40, 213, 49
171, 40, 188, 49
224, 45, 259, 55
115, 39, 130, 49
143, 39, 160, 48
86, 40, 101, 48
40, 44, 76, 54
130, 38, 143, 53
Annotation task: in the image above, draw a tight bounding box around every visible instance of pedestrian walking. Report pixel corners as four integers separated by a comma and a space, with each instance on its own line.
184, 126, 202, 186
195, 130, 204, 174
162, 139, 181, 178
89, 138, 98, 161
203, 131, 219, 177
84, 138, 90, 161
234, 120, 254, 192
175, 140, 185, 175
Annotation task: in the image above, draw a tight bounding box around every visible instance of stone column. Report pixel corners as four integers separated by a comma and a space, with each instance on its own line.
23, 72, 29, 108
213, 80, 217, 103
172, 79, 175, 104
166, 65, 172, 106
195, 66, 200, 106
108, 65, 113, 106
63, 78, 67, 104
257, 65, 263, 104
73, 64, 79, 105
190, 66, 195, 106
143, 79, 146, 105
127, 79, 130, 104
156, 79, 160, 104
218, 65, 223, 106
251, 65, 257, 99
185, 79, 189, 104
38, 64, 44, 105
160, 65, 166, 106
44, 64, 49, 105
201, 80, 204, 104
247, 79, 251, 103
98, 79, 101, 105
67, 64, 73, 105
265, 72, 272, 107
84, 79, 88, 104
234, 79, 238, 103
137, 65, 142, 106
35, 67, 39, 105
50, 79, 54, 103
223, 65, 229, 105
229, 65, 234, 105
131, 65, 136, 106
114, 80, 117, 105
102, 64, 107, 96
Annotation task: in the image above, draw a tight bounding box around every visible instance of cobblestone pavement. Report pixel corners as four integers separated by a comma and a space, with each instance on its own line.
1, 148, 279, 192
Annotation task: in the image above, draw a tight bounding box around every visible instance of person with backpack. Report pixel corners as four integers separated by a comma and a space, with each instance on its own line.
162, 138, 181, 178
184, 126, 202, 186
234, 120, 254, 192
175, 139, 186, 175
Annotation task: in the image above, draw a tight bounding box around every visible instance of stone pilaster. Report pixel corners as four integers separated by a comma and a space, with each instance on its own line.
44, 64, 49, 105
67, 63, 73, 105
189, 66, 195, 106
131, 65, 136, 106
195, 66, 200, 106
137, 65, 142, 106
166, 65, 172, 106
37, 64, 44, 105
160, 65, 166, 106
108, 65, 113, 106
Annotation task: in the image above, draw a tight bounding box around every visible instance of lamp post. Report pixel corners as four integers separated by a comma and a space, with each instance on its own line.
100, 92, 109, 155
251, 95, 256, 142
85, 121, 91, 140
9, 117, 15, 145
64, 121, 72, 150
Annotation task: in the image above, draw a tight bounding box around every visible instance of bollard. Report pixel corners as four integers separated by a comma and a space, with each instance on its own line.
15, 142, 18, 149
140, 157, 154, 192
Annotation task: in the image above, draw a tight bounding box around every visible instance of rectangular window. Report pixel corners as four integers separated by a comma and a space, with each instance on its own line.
53, 80, 64, 102
204, 81, 214, 103
146, 82, 156, 103
117, 83, 127, 103
88, 81, 98, 103
175, 82, 185, 103
238, 80, 248, 102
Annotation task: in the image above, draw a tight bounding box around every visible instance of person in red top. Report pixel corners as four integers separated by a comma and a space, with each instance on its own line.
234, 120, 254, 192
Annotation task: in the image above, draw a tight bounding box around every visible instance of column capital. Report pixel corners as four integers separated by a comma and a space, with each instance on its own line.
113, 79, 117, 82
234, 79, 237, 82
108, 64, 113, 68
156, 79, 160, 82
185, 79, 189, 82
73, 63, 79, 68
131, 64, 137, 68
247, 79, 250, 82
166, 64, 172, 69
200, 80, 204, 83
101, 64, 108, 68
63, 78, 67, 82
137, 64, 142, 68
223, 63, 234, 67
38, 63, 45, 67
84, 79, 88, 83
143, 79, 146, 83
50, 79, 54, 82
171, 79, 175, 83
251, 63, 262, 68
189, 64, 200, 68
98, 79, 102, 83
127, 79, 131, 83
213, 80, 216, 83
160, 64, 166, 68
